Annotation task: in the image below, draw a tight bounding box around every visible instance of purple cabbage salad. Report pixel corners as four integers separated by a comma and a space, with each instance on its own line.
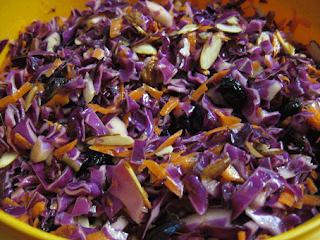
1, 0, 320, 239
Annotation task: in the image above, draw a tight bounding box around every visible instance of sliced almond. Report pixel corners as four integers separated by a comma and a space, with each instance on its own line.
86, 134, 134, 146
24, 86, 38, 111
226, 16, 239, 25
257, 32, 270, 46
200, 33, 222, 70
309, 40, 320, 63
216, 23, 243, 33
275, 30, 295, 56
177, 24, 199, 35
83, 73, 95, 103
155, 145, 174, 157
145, 1, 173, 27
200, 157, 231, 180
132, 44, 157, 55
105, 116, 128, 136
45, 32, 61, 52
0, 152, 19, 169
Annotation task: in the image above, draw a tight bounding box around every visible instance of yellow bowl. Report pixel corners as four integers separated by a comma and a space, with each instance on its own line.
1, 0, 320, 239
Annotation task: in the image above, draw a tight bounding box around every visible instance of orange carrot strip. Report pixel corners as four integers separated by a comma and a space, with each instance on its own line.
144, 160, 183, 198
307, 73, 319, 84
155, 129, 183, 153
311, 170, 318, 180
144, 84, 163, 100
301, 194, 320, 206
53, 140, 78, 159
122, 112, 131, 126
13, 133, 33, 149
252, 60, 261, 72
0, 54, 11, 73
160, 96, 180, 116
306, 177, 318, 195
87, 103, 120, 114
1, 197, 20, 207
170, 151, 198, 172
238, 231, 246, 240
188, 32, 196, 53
110, 19, 123, 38
293, 201, 303, 209
89, 145, 132, 158
33, 217, 40, 228
154, 125, 162, 135
45, 59, 63, 78
214, 108, 242, 126
207, 69, 230, 84
18, 213, 29, 223
87, 231, 110, 240
31, 202, 46, 218
115, 82, 124, 105
221, 165, 244, 182
92, 48, 105, 60
279, 191, 296, 207
304, 104, 320, 131
43, 93, 70, 108
0, 82, 33, 109
129, 87, 146, 101
186, 82, 208, 104
50, 224, 79, 238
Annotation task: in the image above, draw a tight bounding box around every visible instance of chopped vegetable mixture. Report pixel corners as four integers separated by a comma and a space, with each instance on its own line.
1, 0, 320, 239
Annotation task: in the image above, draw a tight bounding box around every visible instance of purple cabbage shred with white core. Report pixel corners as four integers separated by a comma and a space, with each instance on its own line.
1, 0, 320, 239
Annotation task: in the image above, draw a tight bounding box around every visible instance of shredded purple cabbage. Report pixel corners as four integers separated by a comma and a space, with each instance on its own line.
1, 0, 320, 239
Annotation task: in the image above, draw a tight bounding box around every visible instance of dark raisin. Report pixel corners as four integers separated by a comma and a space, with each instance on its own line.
279, 128, 306, 153
46, 77, 69, 100
283, 98, 302, 118
219, 76, 246, 110
144, 219, 182, 240
42, 217, 59, 232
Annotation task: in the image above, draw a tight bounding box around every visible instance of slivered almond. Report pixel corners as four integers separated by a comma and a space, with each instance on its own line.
200, 33, 222, 70
132, 44, 157, 55
86, 134, 134, 146
275, 30, 295, 56
177, 24, 199, 35
226, 16, 239, 25
216, 23, 243, 33
0, 152, 19, 169
145, 1, 173, 27
83, 73, 95, 103
155, 145, 174, 157
24, 86, 38, 111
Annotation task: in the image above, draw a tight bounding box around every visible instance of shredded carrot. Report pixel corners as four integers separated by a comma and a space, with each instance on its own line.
122, 112, 131, 126
18, 213, 29, 223
307, 73, 319, 84
279, 191, 296, 207
309, 65, 320, 77
256, 234, 271, 239
306, 177, 318, 195
45, 59, 63, 78
37, 82, 45, 92
143, 84, 163, 100
87, 231, 110, 240
53, 140, 78, 159
125, 5, 132, 14
110, 19, 123, 38
154, 125, 162, 135
143, 159, 183, 198
311, 170, 319, 180
13, 133, 33, 149
92, 48, 105, 60
221, 165, 244, 182
301, 194, 320, 206
180, 16, 193, 24
0, 82, 33, 109
57, 18, 64, 28
160, 96, 180, 116
33, 217, 40, 228
129, 86, 146, 101
43, 93, 70, 108
66, 64, 77, 79
50, 224, 79, 238
87, 103, 120, 114
155, 129, 183, 154
187, 32, 196, 53
210, 143, 225, 155
207, 69, 230, 84
238, 231, 246, 240
214, 108, 242, 126
186, 82, 208, 104
89, 145, 132, 158
115, 82, 124, 105
0, 54, 11, 73
204, 124, 245, 136
31, 202, 46, 218
279, 75, 291, 83
1, 197, 20, 207
252, 60, 261, 72
170, 151, 198, 173
304, 104, 320, 131
293, 201, 303, 209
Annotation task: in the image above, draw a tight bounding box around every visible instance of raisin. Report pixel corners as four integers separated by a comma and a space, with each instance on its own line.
144, 219, 182, 240
42, 217, 59, 232
46, 77, 69, 100
218, 76, 246, 110
283, 98, 302, 118
279, 128, 306, 153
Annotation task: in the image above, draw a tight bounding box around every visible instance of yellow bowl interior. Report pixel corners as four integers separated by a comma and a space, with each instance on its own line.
1, 0, 320, 239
